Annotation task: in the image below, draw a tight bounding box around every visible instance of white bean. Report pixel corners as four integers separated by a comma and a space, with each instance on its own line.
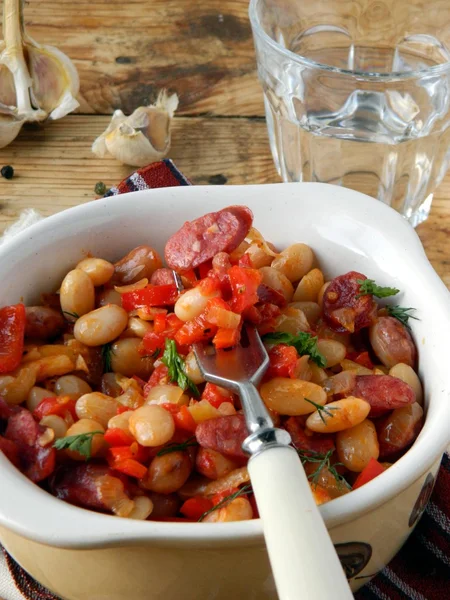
127, 317, 153, 338
64, 419, 105, 460
54, 375, 92, 400
174, 286, 220, 322
74, 304, 128, 346
244, 244, 273, 269
75, 392, 118, 427
76, 258, 115, 287
39, 415, 68, 439
271, 243, 314, 282
97, 288, 122, 308
260, 378, 327, 415
108, 410, 133, 432
306, 397, 371, 433
293, 269, 324, 302
389, 363, 423, 405
129, 405, 175, 447
259, 267, 294, 303
127, 496, 154, 520
202, 497, 253, 523
60, 269, 95, 319
289, 301, 321, 326
145, 384, 188, 407
110, 338, 154, 378
272, 307, 309, 335
336, 419, 380, 472
317, 339, 347, 368
184, 351, 205, 384
27, 386, 56, 412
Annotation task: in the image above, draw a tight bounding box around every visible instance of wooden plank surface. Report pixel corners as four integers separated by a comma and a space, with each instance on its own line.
0, 115, 449, 288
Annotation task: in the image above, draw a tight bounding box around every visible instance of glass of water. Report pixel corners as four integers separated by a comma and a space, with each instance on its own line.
249, 0, 450, 226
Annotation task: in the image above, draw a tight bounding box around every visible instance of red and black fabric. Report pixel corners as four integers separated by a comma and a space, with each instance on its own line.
1, 160, 448, 599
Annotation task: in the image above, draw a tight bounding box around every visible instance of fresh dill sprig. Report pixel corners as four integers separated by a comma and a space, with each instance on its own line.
157, 436, 198, 456
386, 305, 419, 329
304, 397, 340, 425
198, 484, 253, 522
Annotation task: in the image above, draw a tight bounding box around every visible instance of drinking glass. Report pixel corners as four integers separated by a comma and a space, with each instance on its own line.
249, 0, 450, 226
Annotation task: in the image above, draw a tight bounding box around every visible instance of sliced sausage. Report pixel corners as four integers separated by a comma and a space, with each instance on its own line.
113, 245, 163, 285
25, 306, 65, 341
0, 436, 20, 467
195, 414, 249, 459
323, 271, 377, 333
150, 268, 176, 286
50, 464, 114, 511
165, 206, 253, 272
257, 283, 286, 307
5, 409, 56, 482
369, 316, 417, 368
352, 375, 415, 417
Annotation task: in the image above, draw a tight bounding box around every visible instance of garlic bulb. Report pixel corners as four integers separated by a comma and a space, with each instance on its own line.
0, 0, 79, 148
92, 90, 179, 167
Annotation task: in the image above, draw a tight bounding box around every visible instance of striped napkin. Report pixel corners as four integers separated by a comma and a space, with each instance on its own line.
0, 159, 448, 599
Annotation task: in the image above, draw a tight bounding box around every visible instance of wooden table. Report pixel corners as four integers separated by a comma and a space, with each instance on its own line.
0, 1, 449, 288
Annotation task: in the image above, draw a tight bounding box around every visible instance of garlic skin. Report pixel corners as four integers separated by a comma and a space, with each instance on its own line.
0, 0, 79, 148
92, 90, 179, 167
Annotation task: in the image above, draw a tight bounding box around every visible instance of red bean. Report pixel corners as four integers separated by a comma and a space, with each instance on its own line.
322, 271, 377, 333
352, 375, 416, 417
195, 414, 249, 459
377, 403, 424, 459
369, 316, 417, 368
164, 206, 253, 272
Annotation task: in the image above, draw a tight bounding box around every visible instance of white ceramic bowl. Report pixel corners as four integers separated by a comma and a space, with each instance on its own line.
0, 183, 449, 600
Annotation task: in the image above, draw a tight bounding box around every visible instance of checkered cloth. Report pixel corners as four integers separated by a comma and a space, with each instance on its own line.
1, 159, 448, 599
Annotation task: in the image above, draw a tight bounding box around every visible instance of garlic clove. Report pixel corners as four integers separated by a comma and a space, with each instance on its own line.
0, 112, 25, 148
92, 91, 179, 167
25, 41, 80, 120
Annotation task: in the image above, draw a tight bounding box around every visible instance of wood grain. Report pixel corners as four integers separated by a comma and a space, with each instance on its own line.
8, 0, 264, 117
0, 115, 449, 288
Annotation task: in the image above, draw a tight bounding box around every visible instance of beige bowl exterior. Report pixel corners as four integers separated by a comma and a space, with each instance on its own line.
0, 458, 441, 599
0, 183, 449, 599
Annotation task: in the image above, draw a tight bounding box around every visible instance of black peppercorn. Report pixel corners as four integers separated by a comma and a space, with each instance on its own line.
1, 165, 14, 179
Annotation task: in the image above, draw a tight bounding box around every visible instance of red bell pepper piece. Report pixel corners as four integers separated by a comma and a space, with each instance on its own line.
201, 383, 235, 409
228, 266, 262, 313
144, 365, 170, 397
0, 304, 26, 374
121, 284, 179, 311
346, 351, 374, 370
180, 496, 214, 520
198, 260, 213, 280
0, 436, 20, 468
33, 396, 77, 421
104, 428, 135, 447
181, 269, 198, 287
211, 487, 239, 506
112, 458, 147, 479
213, 326, 241, 349
238, 253, 253, 268
353, 458, 385, 490
153, 313, 167, 334
174, 405, 197, 433
174, 311, 218, 346
267, 344, 298, 379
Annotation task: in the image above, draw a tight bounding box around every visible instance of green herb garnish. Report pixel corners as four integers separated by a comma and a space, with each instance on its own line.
297, 448, 351, 490
94, 181, 107, 195
357, 279, 399, 299
386, 305, 419, 329
262, 331, 326, 368
161, 339, 200, 397
101, 342, 114, 373
198, 484, 253, 522
157, 436, 198, 456
62, 310, 79, 320
53, 431, 103, 459
304, 398, 340, 425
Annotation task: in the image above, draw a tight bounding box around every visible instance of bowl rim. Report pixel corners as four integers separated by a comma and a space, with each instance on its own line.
0, 182, 449, 549
248, 0, 450, 80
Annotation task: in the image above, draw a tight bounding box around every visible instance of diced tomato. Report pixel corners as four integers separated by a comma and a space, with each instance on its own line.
33, 396, 76, 421
346, 351, 374, 370
182, 269, 197, 287
144, 365, 170, 397
238, 253, 253, 268
267, 344, 298, 379
141, 332, 166, 356
198, 260, 213, 280
112, 458, 147, 479
174, 311, 218, 346
0, 304, 26, 374
228, 266, 262, 313
121, 285, 179, 311
213, 325, 242, 349
353, 458, 385, 490
202, 383, 235, 409
180, 496, 214, 520
153, 313, 167, 334
104, 428, 135, 447
205, 298, 240, 329
174, 405, 197, 433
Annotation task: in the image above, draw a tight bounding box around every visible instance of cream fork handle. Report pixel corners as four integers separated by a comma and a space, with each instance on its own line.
248, 446, 353, 600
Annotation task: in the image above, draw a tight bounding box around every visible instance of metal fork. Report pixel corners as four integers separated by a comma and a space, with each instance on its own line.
193, 325, 353, 600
